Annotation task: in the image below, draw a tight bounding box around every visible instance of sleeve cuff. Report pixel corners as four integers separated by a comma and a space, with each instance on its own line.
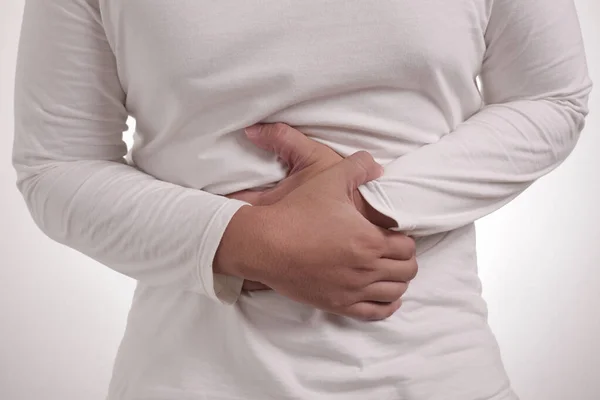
193, 198, 250, 305
357, 180, 416, 232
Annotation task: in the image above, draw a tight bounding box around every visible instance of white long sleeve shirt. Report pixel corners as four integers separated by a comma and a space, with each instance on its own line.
13, 0, 591, 399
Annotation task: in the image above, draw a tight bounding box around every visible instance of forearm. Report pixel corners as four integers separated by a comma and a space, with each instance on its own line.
13, 156, 249, 303
358, 0, 592, 236
358, 97, 590, 236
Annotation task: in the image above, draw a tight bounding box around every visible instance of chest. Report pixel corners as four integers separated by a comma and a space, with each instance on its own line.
100, 1, 490, 99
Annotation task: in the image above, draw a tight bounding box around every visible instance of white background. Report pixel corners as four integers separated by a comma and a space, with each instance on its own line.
1, 1, 598, 399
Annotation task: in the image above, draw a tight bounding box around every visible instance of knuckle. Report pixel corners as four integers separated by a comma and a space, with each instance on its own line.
370, 234, 388, 256
350, 229, 386, 259
354, 150, 376, 165
267, 123, 295, 159
342, 274, 366, 290
390, 299, 403, 315
354, 150, 379, 174
270, 122, 290, 137
406, 258, 419, 280
396, 282, 409, 297
327, 293, 350, 310
405, 236, 417, 257
346, 235, 368, 261
389, 232, 417, 259
380, 265, 394, 282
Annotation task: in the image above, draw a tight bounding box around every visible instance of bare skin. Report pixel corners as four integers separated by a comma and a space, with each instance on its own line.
229, 123, 398, 229
214, 123, 417, 321
230, 123, 399, 292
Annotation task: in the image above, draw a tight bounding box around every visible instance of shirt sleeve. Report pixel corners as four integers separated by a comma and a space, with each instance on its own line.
12, 0, 249, 304
357, 0, 593, 237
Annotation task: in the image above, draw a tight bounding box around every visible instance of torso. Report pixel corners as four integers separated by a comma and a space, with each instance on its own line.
99, 1, 517, 399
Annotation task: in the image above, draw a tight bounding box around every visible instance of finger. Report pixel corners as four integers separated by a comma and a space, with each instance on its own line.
342, 298, 403, 321
245, 123, 323, 171
367, 257, 419, 282
360, 281, 408, 303
327, 151, 383, 192
381, 230, 416, 260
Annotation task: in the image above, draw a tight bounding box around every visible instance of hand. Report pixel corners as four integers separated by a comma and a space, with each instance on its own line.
215, 151, 418, 321
228, 123, 397, 229
227, 123, 398, 291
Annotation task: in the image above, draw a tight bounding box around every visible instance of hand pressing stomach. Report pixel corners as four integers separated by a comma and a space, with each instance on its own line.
216, 122, 418, 322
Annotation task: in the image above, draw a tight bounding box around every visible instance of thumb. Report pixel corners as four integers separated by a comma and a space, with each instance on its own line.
245, 123, 320, 170
328, 151, 384, 192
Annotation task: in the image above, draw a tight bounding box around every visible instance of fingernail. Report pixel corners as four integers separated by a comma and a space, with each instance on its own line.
245, 124, 263, 138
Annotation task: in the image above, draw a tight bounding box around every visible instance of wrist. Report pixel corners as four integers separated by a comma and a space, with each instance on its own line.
213, 204, 272, 280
